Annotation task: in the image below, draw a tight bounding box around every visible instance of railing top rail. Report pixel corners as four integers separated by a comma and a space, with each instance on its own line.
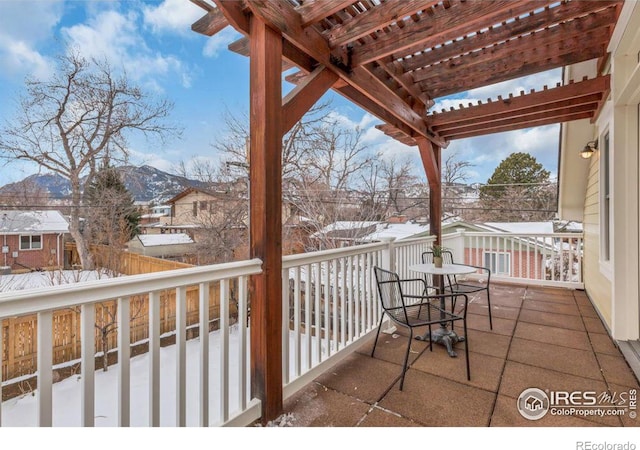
391, 236, 436, 246
282, 241, 388, 268
444, 231, 583, 238
0, 258, 263, 319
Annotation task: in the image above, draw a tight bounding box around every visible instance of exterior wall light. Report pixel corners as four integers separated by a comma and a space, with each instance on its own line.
580, 140, 598, 159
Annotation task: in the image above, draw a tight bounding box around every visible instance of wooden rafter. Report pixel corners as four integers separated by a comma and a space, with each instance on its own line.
242, 0, 445, 146
399, 1, 619, 73
350, 0, 559, 67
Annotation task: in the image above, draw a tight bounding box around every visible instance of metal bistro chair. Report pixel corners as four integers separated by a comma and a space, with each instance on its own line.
422, 250, 493, 329
371, 266, 470, 390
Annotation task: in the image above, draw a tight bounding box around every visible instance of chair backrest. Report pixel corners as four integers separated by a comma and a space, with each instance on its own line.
373, 266, 409, 324
421, 250, 454, 264
422, 250, 455, 285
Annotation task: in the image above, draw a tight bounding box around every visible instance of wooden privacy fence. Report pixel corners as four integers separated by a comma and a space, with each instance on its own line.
2, 247, 237, 382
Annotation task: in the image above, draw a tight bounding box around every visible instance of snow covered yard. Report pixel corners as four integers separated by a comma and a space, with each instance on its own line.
0, 269, 115, 292
2, 325, 248, 427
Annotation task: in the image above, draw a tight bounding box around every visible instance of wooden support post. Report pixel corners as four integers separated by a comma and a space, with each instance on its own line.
249, 15, 284, 423
417, 137, 442, 244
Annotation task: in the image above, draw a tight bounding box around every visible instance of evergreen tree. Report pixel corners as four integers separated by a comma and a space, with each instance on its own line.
85, 165, 140, 246
478, 152, 555, 221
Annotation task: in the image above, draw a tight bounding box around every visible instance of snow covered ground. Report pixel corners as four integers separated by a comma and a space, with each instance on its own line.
0, 269, 114, 292
2, 325, 248, 427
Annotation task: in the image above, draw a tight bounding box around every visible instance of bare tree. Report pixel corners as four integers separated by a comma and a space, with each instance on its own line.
0, 51, 177, 269
442, 150, 475, 220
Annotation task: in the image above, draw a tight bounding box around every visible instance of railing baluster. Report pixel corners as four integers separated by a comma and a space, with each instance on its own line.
81, 303, 95, 427
312, 263, 320, 368
117, 296, 130, 427
294, 267, 301, 377
304, 264, 312, 370
282, 268, 290, 384
0, 319, 3, 426
198, 283, 210, 426
347, 256, 353, 343
355, 254, 361, 338
37, 311, 53, 427
175, 286, 187, 427
314, 262, 326, 363
332, 259, 339, 354
322, 261, 329, 362
237, 276, 248, 411
340, 257, 347, 349
219, 280, 230, 423
149, 291, 160, 427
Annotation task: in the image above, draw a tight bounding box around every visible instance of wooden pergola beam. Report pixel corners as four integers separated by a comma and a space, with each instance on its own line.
351, 0, 557, 67
248, 14, 283, 424
326, 0, 441, 48
416, 137, 441, 244
429, 76, 610, 126
424, 41, 606, 98
243, 0, 444, 147
413, 26, 612, 84
282, 65, 338, 134
399, 1, 620, 73
296, 0, 356, 27
191, 7, 229, 36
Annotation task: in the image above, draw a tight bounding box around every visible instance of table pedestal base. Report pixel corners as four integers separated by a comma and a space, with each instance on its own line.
416, 326, 465, 357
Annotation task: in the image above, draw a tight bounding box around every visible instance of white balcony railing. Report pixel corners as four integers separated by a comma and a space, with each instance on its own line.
0, 231, 583, 427
442, 230, 584, 288
0, 259, 262, 427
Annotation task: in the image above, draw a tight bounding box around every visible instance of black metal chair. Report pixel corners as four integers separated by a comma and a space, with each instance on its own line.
371, 266, 470, 390
422, 250, 493, 329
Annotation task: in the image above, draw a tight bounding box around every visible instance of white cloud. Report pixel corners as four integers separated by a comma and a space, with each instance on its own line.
62, 9, 192, 90
203, 27, 240, 58
142, 0, 204, 35
0, 0, 62, 79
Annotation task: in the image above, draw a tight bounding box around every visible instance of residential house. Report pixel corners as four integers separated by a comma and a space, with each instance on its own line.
440, 220, 582, 282
0, 210, 69, 272
127, 233, 196, 259
559, 1, 640, 374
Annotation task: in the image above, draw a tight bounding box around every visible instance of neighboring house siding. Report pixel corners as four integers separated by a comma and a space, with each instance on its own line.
582, 153, 612, 327
2, 234, 62, 270
464, 248, 543, 279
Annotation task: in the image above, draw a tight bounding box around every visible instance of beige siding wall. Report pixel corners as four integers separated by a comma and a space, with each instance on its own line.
582, 152, 612, 327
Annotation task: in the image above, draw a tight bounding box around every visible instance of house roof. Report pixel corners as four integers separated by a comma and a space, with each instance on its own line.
359, 221, 430, 242
0, 210, 69, 234
135, 233, 195, 247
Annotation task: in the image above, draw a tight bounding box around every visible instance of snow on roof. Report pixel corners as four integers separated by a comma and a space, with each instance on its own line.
317, 221, 380, 233
0, 210, 69, 234
136, 233, 194, 247
359, 222, 430, 242
483, 222, 554, 234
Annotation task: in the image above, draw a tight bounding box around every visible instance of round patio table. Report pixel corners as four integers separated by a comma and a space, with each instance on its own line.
408, 263, 476, 357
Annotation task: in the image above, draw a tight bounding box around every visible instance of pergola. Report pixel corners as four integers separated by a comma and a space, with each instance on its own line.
190, 0, 622, 422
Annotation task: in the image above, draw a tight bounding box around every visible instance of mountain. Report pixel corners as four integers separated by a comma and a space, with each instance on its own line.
0, 165, 206, 204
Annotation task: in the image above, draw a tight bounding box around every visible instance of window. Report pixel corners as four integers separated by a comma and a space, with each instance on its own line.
20, 235, 42, 250
200, 200, 208, 211
484, 251, 510, 276
192, 201, 198, 217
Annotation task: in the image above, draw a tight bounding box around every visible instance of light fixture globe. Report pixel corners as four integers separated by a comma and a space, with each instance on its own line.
580, 140, 598, 159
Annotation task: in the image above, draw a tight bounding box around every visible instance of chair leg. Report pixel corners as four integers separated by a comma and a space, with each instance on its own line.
371, 315, 384, 358
486, 288, 493, 330
400, 329, 413, 391
463, 318, 470, 381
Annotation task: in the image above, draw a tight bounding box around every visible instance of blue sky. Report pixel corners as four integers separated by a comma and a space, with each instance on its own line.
0, 0, 562, 186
